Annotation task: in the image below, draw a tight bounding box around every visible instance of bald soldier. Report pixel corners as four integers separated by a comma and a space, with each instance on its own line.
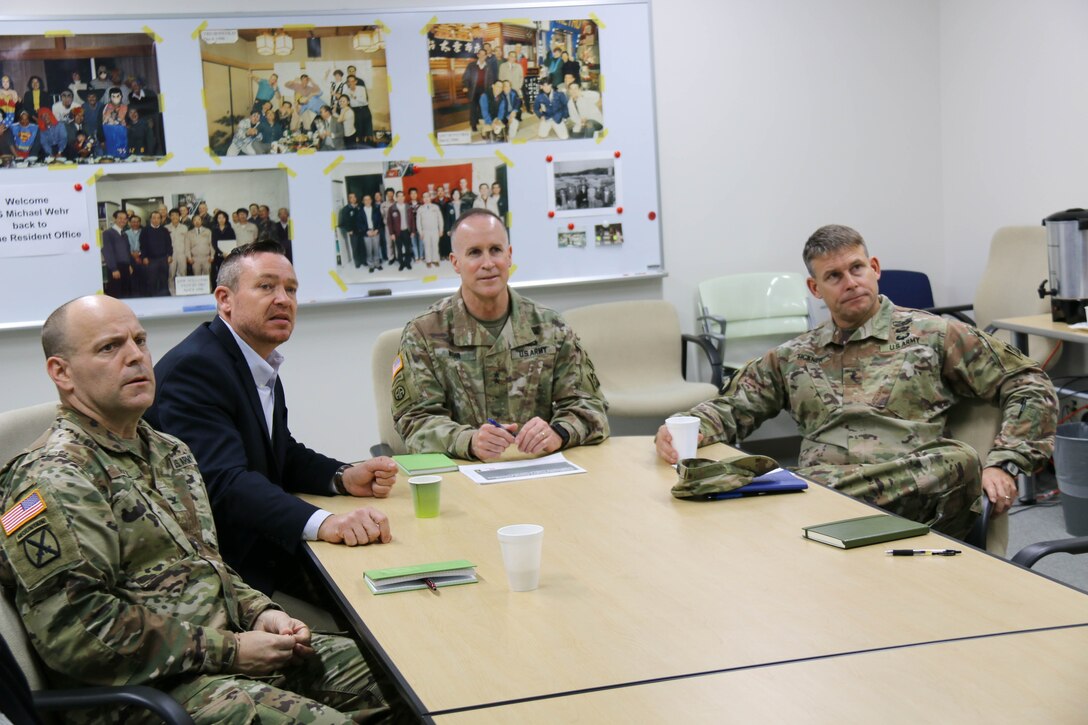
657, 225, 1057, 541
0, 296, 388, 723
393, 208, 609, 460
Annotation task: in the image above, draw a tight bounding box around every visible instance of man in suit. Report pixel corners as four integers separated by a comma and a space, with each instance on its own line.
147, 240, 397, 594
101, 209, 132, 298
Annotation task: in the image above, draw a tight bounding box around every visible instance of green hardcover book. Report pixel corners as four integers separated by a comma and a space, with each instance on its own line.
803, 514, 929, 549
364, 559, 477, 595
393, 453, 458, 475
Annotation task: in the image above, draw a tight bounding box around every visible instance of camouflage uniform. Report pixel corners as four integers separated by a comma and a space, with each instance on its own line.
681, 297, 1057, 538
393, 289, 609, 458
0, 408, 386, 724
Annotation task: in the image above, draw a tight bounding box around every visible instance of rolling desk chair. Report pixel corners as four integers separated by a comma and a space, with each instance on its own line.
564, 300, 721, 421
696, 272, 810, 379
370, 328, 408, 457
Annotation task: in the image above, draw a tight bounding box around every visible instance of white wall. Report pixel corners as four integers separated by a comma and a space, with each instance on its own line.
939, 0, 1088, 304
8, 0, 1069, 458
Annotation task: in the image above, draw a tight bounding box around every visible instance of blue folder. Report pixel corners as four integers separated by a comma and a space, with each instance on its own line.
706, 468, 808, 500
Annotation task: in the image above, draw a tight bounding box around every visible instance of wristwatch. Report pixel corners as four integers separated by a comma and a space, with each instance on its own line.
992, 461, 1021, 478
332, 464, 351, 495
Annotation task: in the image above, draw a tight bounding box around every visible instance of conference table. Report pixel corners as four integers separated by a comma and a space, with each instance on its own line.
301, 437, 1088, 722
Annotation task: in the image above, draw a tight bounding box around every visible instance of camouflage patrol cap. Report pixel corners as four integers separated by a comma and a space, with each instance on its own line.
671, 453, 779, 500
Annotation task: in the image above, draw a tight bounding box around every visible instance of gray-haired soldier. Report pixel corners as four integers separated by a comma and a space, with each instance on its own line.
0, 296, 388, 723
657, 224, 1057, 541
393, 208, 609, 460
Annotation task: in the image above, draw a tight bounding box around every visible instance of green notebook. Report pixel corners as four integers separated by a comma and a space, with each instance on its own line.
364, 559, 477, 595
803, 514, 929, 549
393, 453, 458, 475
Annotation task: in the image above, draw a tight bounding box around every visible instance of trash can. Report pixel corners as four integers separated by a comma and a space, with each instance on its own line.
1054, 423, 1088, 535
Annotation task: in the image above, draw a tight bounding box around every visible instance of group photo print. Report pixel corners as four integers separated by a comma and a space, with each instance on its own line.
330, 157, 509, 284
94, 168, 291, 300
429, 18, 601, 146
199, 25, 391, 157
0, 32, 167, 168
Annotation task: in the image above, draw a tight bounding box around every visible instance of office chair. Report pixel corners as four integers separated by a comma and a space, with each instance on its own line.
0, 402, 57, 467
696, 273, 810, 379
370, 328, 408, 457
880, 269, 975, 321
563, 300, 721, 419
946, 398, 1008, 555
1011, 537, 1088, 568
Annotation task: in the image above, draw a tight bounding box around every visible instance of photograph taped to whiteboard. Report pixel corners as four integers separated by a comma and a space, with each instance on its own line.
199, 25, 392, 157
429, 18, 601, 146
547, 151, 620, 218
0, 33, 167, 169
328, 156, 508, 285
94, 168, 290, 300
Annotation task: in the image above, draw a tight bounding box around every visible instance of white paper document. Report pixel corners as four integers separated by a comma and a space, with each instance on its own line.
459, 452, 586, 485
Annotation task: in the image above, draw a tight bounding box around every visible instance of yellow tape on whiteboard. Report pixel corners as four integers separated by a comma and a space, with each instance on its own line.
383, 135, 400, 156
495, 150, 514, 167
156, 153, 175, 167
86, 168, 104, 186
44, 30, 73, 37
375, 19, 391, 34
595, 128, 609, 143
429, 133, 445, 158
420, 16, 438, 34
409, 156, 427, 164
192, 21, 208, 40
589, 12, 606, 28
277, 162, 297, 178
323, 155, 345, 175
203, 147, 221, 165
185, 167, 212, 174
143, 25, 164, 43
329, 270, 348, 292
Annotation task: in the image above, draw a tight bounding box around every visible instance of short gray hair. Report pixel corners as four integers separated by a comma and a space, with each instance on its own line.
802, 224, 868, 275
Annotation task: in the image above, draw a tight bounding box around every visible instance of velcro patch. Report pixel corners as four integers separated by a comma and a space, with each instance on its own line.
392, 353, 404, 381
20, 524, 61, 569
2, 489, 47, 536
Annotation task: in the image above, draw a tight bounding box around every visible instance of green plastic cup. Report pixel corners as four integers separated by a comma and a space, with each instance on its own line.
409, 475, 441, 518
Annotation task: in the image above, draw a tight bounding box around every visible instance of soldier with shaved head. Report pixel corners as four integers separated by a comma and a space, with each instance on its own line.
0, 295, 389, 722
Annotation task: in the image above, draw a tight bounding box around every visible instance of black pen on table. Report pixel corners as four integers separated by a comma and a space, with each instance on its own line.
423, 578, 439, 595
886, 549, 961, 556
487, 418, 508, 431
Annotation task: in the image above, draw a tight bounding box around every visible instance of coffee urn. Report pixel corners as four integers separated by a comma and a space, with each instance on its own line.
1040, 208, 1088, 323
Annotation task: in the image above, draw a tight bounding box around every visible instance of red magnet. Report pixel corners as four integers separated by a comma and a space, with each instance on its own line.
546, 155, 553, 163
616, 206, 624, 215
648, 211, 657, 221
81, 242, 90, 251
74, 183, 83, 192
567, 223, 575, 231
548, 210, 555, 218
614, 151, 621, 158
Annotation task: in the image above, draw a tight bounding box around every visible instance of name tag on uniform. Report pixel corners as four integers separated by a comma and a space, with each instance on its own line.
513, 345, 555, 359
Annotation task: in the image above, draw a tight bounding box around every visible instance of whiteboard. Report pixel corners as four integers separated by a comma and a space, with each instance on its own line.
0, 3, 663, 329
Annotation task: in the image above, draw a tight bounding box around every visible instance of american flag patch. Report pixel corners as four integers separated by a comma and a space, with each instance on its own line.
391, 354, 404, 381
2, 490, 46, 536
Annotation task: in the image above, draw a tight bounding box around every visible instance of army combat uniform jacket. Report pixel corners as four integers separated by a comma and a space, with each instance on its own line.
684, 296, 1057, 537
0, 408, 273, 687
393, 289, 610, 458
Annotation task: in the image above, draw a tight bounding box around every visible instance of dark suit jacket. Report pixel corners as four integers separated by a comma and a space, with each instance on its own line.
146, 315, 343, 594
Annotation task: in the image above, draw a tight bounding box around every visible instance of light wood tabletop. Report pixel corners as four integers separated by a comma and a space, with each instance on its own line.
433, 625, 1088, 724
301, 437, 1088, 716
990, 313, 1088, 346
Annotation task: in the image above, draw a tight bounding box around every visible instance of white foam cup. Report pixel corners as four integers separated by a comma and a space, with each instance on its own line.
665, 415, 701, 460
496, 524, 544, 591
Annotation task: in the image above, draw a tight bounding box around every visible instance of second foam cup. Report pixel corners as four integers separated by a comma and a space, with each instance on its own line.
497, 524, 544, 591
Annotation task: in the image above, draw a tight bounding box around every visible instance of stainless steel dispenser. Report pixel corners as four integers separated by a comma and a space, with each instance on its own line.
1039, 209, 1088, 323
